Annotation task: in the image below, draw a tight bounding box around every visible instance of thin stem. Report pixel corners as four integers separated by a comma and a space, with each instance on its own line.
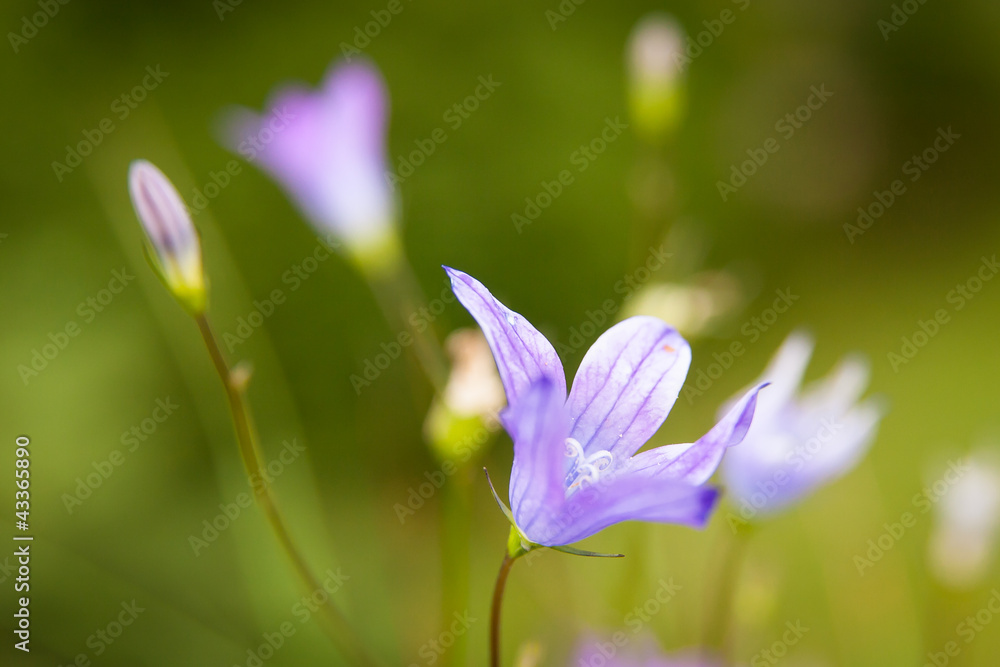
194, 314, 379, 667
440, 471, 472, 667
366, 259, 448, 394
490, 553, 516, 667
701, 524, 753, 661
628, 143, 677, 272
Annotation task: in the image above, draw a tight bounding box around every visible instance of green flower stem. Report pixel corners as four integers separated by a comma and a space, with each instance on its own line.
364, 258, 448, 395
628, 144, 677, 271
194, 314, 378, 667
439, 470, 473, 667
702, 523, 755, 661
489, 551, 518, 667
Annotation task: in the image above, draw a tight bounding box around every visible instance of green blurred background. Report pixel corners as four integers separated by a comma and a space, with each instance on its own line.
2, 0, 1000, 665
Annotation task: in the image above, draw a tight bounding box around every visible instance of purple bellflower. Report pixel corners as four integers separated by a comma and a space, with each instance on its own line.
221, 60, 397, 267
446, 268, 766, 548
721, 331, 884, 518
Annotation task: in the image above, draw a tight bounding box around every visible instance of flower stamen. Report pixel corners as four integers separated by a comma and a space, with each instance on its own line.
564, 438, 614, 494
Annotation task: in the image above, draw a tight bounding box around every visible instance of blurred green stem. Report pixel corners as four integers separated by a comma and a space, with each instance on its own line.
440, 470, 473, 667
194, 314, 379, 667
702, 523, 754, 661
366, 254, 476, 667
628, 144, 676, 271
365, 258, 448, 396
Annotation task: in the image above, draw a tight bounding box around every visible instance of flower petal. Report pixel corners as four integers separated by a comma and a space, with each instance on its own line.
566, 317, 691, 460
219, 60, 394, 248
626, 383, 767, 485
445, 268, 566, 405
527, 474, 718, 546
502, 379, 571, 539
750, 330, 813, 423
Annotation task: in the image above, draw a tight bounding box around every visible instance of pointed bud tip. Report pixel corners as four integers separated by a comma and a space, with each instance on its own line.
127, 159, 206, 314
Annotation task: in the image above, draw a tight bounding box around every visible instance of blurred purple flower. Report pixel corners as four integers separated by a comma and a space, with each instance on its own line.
721, 331, 884, 518
446, 267, 765, 547
221, 59, 396, 258
573, 638, 720, 667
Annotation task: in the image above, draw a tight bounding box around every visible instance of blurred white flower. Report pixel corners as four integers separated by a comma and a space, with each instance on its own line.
929, 452, 1000, 588
722, 331, 885, 518
626, 13, 686, 142
620, 271, 743, 338
423, 328, 505, 463
440, 329, 505, 420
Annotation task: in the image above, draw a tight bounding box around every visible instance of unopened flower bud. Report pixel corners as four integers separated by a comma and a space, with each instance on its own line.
128, 160, 206, 314
441, 329, 505, 419
627, 13, 687, 143
424, 329, 504, 463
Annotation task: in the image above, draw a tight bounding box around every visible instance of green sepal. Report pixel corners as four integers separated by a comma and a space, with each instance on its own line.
140, 241, 206, 316
483, 467, 624, 560
548, 544, 624, 558
483, 467, 517, 527
141, 241, 172, 294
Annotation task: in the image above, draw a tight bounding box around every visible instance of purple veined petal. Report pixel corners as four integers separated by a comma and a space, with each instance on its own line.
128, 160, 197, 262
504, 379, 572, 538
525, 473, 718, 546
626, 383, 768, 485
566, 316, 691, 461
127, 160, 204, 310
445, 267, 566, 405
